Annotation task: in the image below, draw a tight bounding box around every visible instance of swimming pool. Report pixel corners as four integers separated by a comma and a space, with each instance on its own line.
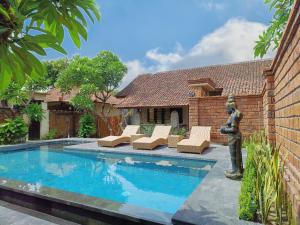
0, 145, 215, 214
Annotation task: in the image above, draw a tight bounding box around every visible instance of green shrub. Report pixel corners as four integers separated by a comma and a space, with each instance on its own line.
23, 103, 45, 123
239, 142, 258, 220
41, 129, 58, 140
239, 132, 289, 224
78, 114, 96, 138
140, 124, 155, 137
0, 117, 28, 144
171, 127, 187, 137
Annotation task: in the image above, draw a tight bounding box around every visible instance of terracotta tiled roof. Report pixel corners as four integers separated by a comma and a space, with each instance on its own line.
45, 88, 121, 105
116, 59, 272, 108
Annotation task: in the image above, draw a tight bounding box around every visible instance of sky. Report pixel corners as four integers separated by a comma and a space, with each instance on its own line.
45, 0, 275, 89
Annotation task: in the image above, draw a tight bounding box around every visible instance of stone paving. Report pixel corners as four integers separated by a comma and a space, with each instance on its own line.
0, 200, 79, 225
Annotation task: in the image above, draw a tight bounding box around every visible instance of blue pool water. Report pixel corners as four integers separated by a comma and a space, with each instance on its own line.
0, 145, 215, 214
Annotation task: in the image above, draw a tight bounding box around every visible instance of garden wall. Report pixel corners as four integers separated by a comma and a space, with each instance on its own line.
49, 110, 122, 138
263, 0, 300, 220
189, 95, 264, 144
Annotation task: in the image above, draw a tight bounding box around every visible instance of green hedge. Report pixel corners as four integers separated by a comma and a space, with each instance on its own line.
0, 117, 28, 145
239, 142, 258, 220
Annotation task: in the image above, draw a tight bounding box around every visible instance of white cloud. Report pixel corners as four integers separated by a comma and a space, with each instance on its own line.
120, 18, 275, 89
120, 60, 148, 89
193, 0, 226, 11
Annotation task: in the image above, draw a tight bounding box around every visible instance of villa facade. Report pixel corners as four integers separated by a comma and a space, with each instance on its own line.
116, 59, 272, 143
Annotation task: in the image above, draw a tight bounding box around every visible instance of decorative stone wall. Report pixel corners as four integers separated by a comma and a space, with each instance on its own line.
262, 0, 300, 221
189, 95, 264, 144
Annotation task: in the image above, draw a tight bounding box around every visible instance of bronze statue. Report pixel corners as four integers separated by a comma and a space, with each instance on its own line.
220, 95, 243, 180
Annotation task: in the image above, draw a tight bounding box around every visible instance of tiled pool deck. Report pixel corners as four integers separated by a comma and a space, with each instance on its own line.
0, 138, 260, 225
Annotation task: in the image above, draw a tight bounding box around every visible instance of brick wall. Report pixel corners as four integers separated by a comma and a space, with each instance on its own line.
189, 95, 264, 144
263, 72, 276, 144
262, 0, 300, 221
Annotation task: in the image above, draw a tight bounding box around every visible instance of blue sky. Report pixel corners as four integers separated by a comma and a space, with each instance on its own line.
45, 0, 274, 88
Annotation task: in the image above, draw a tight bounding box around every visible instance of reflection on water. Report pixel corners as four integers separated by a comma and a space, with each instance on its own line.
0, 148, 214, 214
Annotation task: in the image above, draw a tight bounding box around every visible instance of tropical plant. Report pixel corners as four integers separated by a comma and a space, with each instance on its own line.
0, 0, 100, 90
140, 124, 155, 137
41, 128, 58, 140
239, 141, 258, 221
44, 59, 70, 87
254, 0, 294, 58
0, 78, 47, 123
0, 117, 28, 144
239, 132, 292, 224
23, 103, 44, 123
56, 51, 127, 133
171, 127, 187, 137
78, 114, 96, 138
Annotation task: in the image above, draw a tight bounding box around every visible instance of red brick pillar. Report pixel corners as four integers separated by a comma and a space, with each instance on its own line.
263, 69, 276, 145
188, 97, 199, 129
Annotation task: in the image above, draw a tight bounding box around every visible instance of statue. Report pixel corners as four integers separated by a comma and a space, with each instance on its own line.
220, 95, 243, 180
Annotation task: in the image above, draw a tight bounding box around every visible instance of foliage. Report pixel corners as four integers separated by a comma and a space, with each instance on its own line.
23, 103, 44, 123
239, 140, 258, 220
0, 117, 28, 144
44, 59, 70, 87
254, 0, 294, 58
239, 132, 291, 224
0, 77, 48, 123
140, 124, 155, 137
41, 129, 58, 140
56, 51, 127, 109
171, 127, 187, 136
0, 82, 28, 107
0, 0, 100, 91
56, 51, 127, 134
78, 114, 96, 138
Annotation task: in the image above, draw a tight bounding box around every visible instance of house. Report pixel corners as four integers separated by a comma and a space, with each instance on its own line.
43, 88, 122, 138
116, 59, 272, 143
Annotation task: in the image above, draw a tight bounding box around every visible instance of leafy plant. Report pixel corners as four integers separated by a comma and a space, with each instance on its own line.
171, 127, 187, 136
140, 124, 155, 137
78, 114, 96, 138
44, 59, 70, 87
0, 0, 100, 90
254, 0, 294, 58
239, 141, 258, 221
56, 51, 127, 134
41, 129, 58, 140
0, 117, 28, 144
239, 132, 290, 224
23, 103, 44, 123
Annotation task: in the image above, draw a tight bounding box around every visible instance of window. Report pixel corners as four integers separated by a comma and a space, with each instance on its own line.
208, 89, 223, 96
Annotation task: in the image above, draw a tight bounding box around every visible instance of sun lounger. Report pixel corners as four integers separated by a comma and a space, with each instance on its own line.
132, 125, 172, 150
177, 126, 211, 154
98, 125, 140, 147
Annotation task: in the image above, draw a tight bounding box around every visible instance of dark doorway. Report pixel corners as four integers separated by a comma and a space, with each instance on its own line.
29, 121, 40, 140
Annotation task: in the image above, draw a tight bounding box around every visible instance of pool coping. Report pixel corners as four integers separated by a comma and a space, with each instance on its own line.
0, 139, 260, 225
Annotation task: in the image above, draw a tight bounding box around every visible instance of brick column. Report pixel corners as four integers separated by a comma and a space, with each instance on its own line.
188, 97, 199, 129
263, 69, 276, 145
